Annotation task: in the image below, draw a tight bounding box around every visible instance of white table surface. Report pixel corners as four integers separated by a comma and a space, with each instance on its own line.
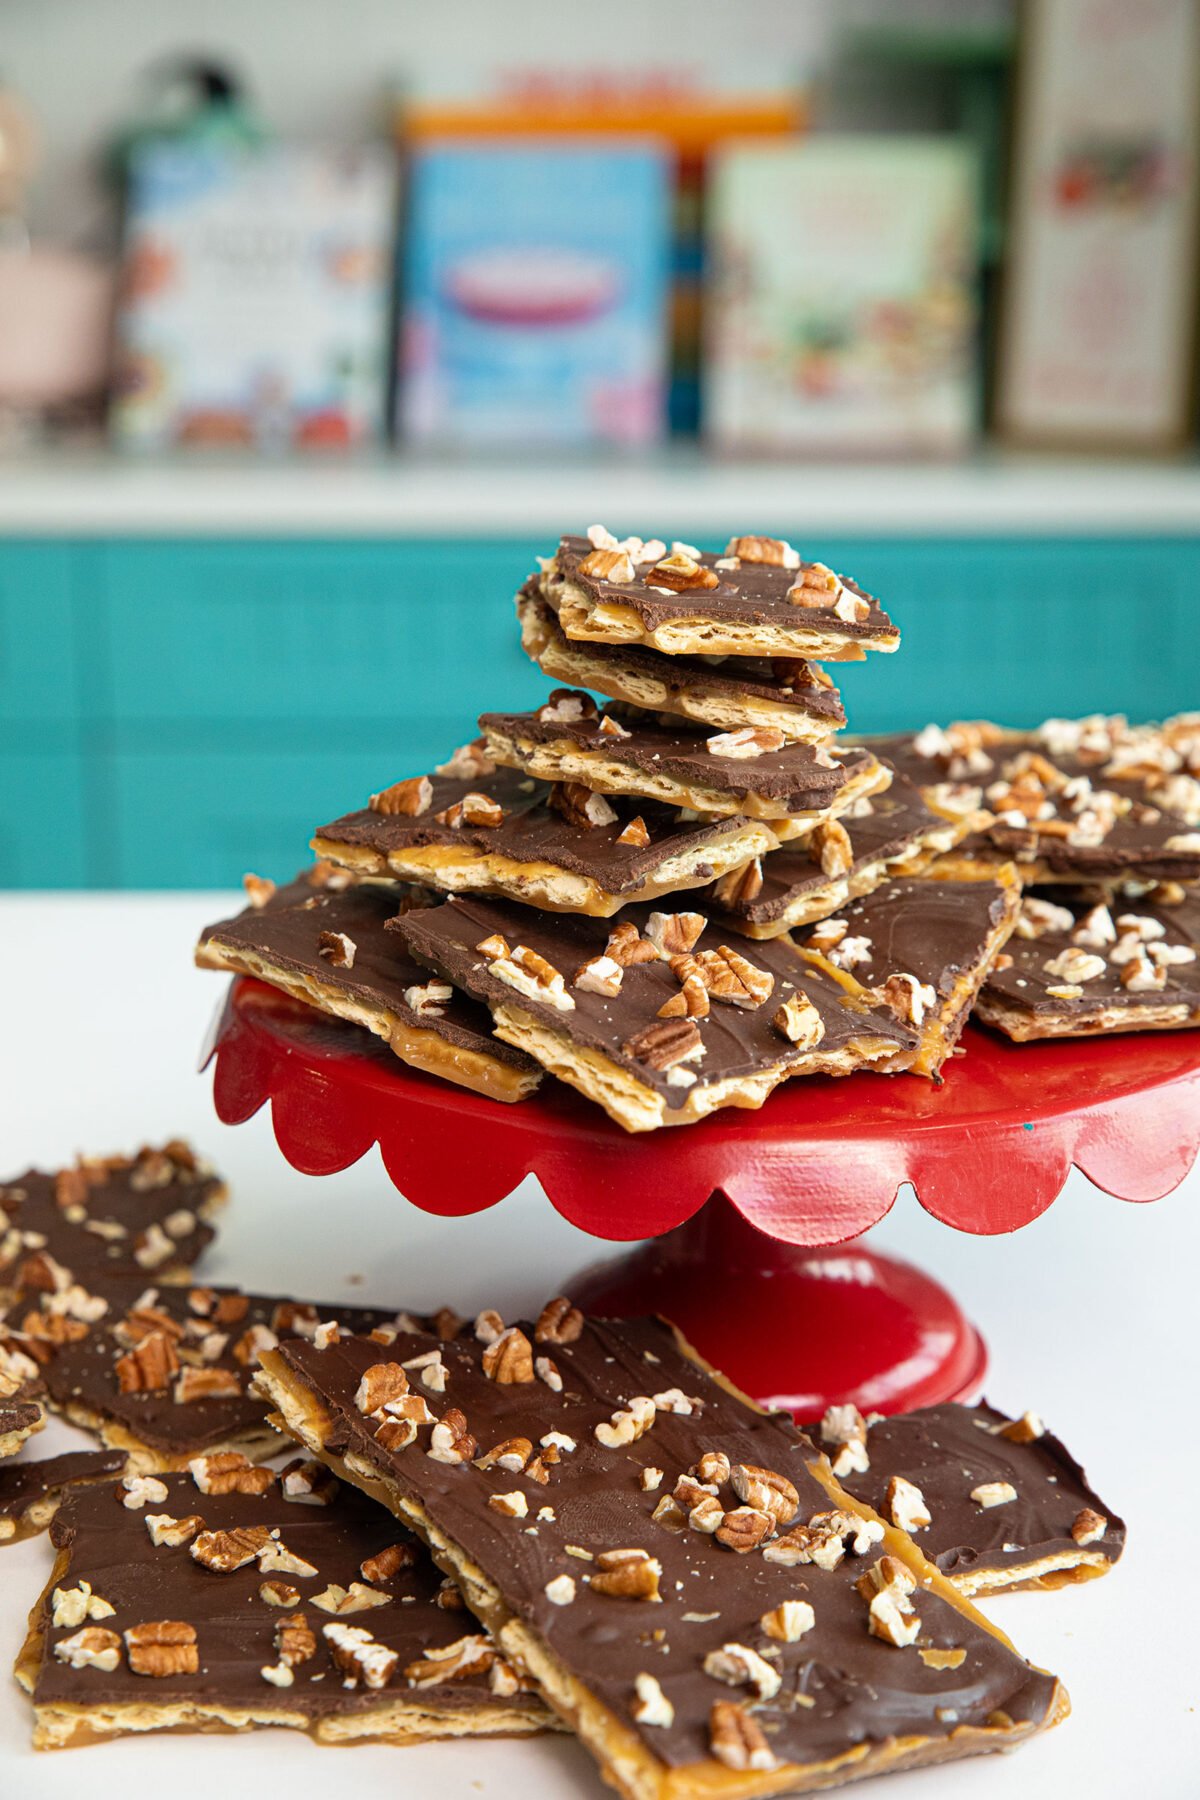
2, 892, 1196, 1797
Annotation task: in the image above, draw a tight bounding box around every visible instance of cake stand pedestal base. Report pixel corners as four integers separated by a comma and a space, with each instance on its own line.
569, 1193, 985, 1422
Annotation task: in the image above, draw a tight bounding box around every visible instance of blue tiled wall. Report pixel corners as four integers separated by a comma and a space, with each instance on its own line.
3, 533, 1196, 887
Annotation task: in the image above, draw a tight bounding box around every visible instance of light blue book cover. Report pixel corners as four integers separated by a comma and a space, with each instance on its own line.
400, 141, 672, 447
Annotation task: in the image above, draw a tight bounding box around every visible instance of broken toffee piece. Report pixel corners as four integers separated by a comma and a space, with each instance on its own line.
0, 1396, 43, 1459
481, 694, 888, 829
17, 1468, 549, 1750
313, 768, 778, 919
834, 1403, 1124, 1599
517, 586, 846, 745
870, 719, 1200, 887
396, 894, 918, 1132
197, 873, 541, 1104
976, 889, 1200, 1041
8, 1274, 404, 1471
797, 871, 1021, 1078
0, 1142, 224, 1297
539, 531, 900, 661
259, 1312, 1066, 1800
709, 773, 969, 938
0, 1447, 126, 1544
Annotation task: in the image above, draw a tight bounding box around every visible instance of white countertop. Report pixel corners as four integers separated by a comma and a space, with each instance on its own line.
2, 891, 1196, 1798
2, 451, 1200, 536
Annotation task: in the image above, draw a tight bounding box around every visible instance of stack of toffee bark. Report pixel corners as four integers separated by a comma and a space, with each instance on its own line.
3, 1142, 1124, 1789
199, 526, 1117, 1132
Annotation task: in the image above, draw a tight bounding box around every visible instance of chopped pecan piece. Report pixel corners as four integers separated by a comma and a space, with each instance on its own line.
885, 1475, 932, 1533
360, 1542, 417, 1583
173, 1366, 242, 1404
764, 1508, 883, 1571
311, 1581, 391, 1614
482, 1327, 535, 1383
242, 872, 277, 908
647, 551, 720, 591
1071, 1506, 1108, 1545
773, 990, 824, 1048
713, 858, 763, 908
761, 1599, 816, 1642
595, 1395, 657, 1447
703, 1641, 780, 1701
605, 919, 660, 966
189, 1452, 276, 1497
275, 1610, 317, 1667
145, 1512, 203, 1548
317, 930, 356, 968
323, 1621, 399, 1689
476, 1434, 533, 1472
729, 1464, 799, 1529
709, 1700, 778, 1773
51, 1582, 115, 1628
120, 1474, 169, 1510
427, 1407, 478, 1464
616, 815, 651, 848
694, 945, 774, 1009
491, 944, 575, 1012
473, 1308, 505, 1344
190, 1524, 272, 1573
281, 1459, 339, 1505
590, 1548, 662, 1601
354, 1362, 410, 1417
550, 781, 618, 829
623, 1018, 704, 1072
404, 1634, 496, 1687
579, 545, 636, 583
856, 1555, 920, 1647
971, 1481, 1017, 1509
820, 1402, 870, 1476
658, 962, 710, 1018
435, 739, 496, 780
369, 775, 432, 817
115, 1328, 180, 1394
574, 953, 624, 998
538, 688, 598, 725
705, 726, 786, 760
488, 1491, 529, 1519
632, 1671, 674, 1727
436, 791, 506, 829
716, 1506, 774, 1553
535, 1295, 584, 1344
260, 1580, 301, 1607
125, 1620, 199, 1677
54, 1626, 123, 1672
810, 818, 854, 878
645, 911, 705, 957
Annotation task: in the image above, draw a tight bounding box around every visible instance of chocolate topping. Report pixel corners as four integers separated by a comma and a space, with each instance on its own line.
199, 876, 535, 1075
316, 770, 765, 895
0, 1144, 222, 1292
551, 534, 897, 646
397, 895, 918, 1111
982, 889, 1200, 1024
518, 585, 846, 726
271, 1317, 1060, 1773
837, 1403, 1125, 1583
34, 1471, 536, 1723
0, 1447, 126, 1532
482, 700, 865, 815
800, 878, 1014, 1003
0, 1400, 42, 1450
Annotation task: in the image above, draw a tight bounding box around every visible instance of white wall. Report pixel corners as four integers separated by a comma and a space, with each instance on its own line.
4, 0, 1011, 243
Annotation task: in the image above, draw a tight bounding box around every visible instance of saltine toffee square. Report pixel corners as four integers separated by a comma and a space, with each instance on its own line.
976, 888, 1200, 1041
0, 1141, 225, 1299
793, 869, 1022, 1078
196, 868, 541, 1104
0, 1447, 126, 1544
311, 758, 779, 920
16, 1465, 550, 1750
393, 895, 920, 1132
0, 1390, 43, 1459
868, 717, 1200, 888
538, 529, 899, 662
707, 772, 971, 939
2, 1273, 442, 1472
480, 692, 889, 834
829, 1401, 1124, 1600
257, 1309, 1067, 1800
517, 585, 847, 747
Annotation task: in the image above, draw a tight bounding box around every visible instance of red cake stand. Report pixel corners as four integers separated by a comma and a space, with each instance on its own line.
205, 978, 1200, 1421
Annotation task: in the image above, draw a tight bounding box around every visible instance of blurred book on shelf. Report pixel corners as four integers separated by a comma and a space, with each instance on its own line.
705, 137, 980, 457
397, 140, 673, 450
396, 68, 805, 438
111, 143, 397, 452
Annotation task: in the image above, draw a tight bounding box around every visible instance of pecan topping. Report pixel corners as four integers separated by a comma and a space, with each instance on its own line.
360, 1542, 417, 1583
125, 1620, 200, 1677
694, 945, 774, 1009
476, 1435, 533, 1472
427, 1407, 478, 1464
275, 1610, 316, 1667
120, 1474, 169, 1510
589, 1548, 662, 1601
538, 688, 598, 725
605, 919, 660, 966
323, 1621, 399, 1688
820, 1402, 870, 1476
810, 817, 854, 878
632, 1671, 674, 1727
856, 1556, 920, 1647
242, 872, 277, 908
54, 1626, 123, 1672
550, 781, 618, 829
535, 1296, 584, 1344
436, 791, 505, 829
579, 545, 636, 583
596, 1395, 657, 1447
145, 1512, 203, 1548
473, 1308, 505, 1344
435, 739, 496, 780
483, 1326, 535, 1383
190, 1524, 273, 1573
885, 1475, 931, 1533
488, 1491, 529, 1519
317, 930, 356, 968
971, 1481, 1017, 1508
355, 1362, 410, 1417
172, 1366, 242, 1404
709, 1700, 778, 1772
574, 953, 624, 997
713, 858, 763, 909
761, 1599, 816, 1642
725, 534, 800, 567
703, 1641, 781, 1701
773, 990, 825, 1048
115, 1328, 180, 1394
404, 1634, 495, 1687
645, 910, 705, 958
647, 550, 720, 591
311, 1581, 391, 1614
189, 1452, 276, 1497
658, 960, 710, 1019
405, 981, 452, 1018
694, 1450, 731, 1485
623, 1019, 704, 1072
729, 1464, 799, 1528
544, 1573, 576, 1605
716, 1506, 774, 1552
282, 1459, 339, 1505
764, 1508, 883, 1570
51, 1582, 115, 1628
1071, 1506, 1108, 1545
490, 944, 575, 1012
705, 726, 786, 760
616, 815, 651, 848
370, 775, 433, 817
995, 1409, 1045, 1444
260, 1580, 301, 1607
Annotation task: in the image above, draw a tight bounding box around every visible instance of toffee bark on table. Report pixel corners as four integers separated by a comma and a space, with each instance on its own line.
796, 871, 1021, 1078
482, 696, 887, 830
518, 587, 846, 744
834, 1403, 1124, 1598
313, 768, 777, 919
197, 872, 541, 1104
0, 1142, 224, 1297
0, 1447, 126, 1543
709, 773, 970, 938
977, 889, 1200, 1040
17, 1467, 549, 1750
540, 532, 899, 661
397, 894, 919, 1132
259, 1312, 1065, 1800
